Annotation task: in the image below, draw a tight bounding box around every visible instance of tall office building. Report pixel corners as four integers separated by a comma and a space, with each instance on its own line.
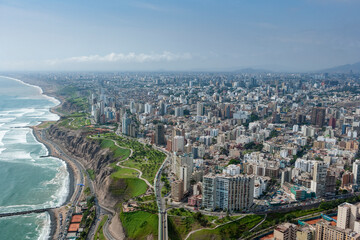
311, 107, 326, 127
272, 112, 281, 124
155, 124, 166, 145
224, 104, 231, 119
329, 117, 336, 129
353, 160, 360, 185
202, 173, 254, 212
159, 101, 166, 116
122, 112, 131, 135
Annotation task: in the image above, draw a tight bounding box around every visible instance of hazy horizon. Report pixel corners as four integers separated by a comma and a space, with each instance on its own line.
1, 0, 360, 72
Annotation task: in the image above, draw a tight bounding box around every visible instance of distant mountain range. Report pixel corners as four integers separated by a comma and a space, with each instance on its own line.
319, 61, 360, 73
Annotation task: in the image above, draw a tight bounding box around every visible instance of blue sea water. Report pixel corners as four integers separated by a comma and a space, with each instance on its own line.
0, 76, 69, 239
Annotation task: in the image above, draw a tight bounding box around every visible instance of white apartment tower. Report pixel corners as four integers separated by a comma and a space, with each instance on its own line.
353, 160, 360, 185
311, 162, 327, 197
202, 173, 254, 212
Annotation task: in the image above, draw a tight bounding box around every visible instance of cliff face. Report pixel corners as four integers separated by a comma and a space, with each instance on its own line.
47, 125, 118, 208
61, 101, 81, 114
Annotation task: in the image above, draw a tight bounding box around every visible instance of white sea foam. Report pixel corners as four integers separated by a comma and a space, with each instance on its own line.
4, 129, 29, 144
0, 130, 8, 146
26, 111, 46, 118
0, 110, 11, 115
29, 130, 49, 156
0, 204, 45, 213
7, 108, 35, 118
8, 122, 31, 128
44, 161, 70, 206
0, 148, 6, 154
36, 212, 51, 240
0, 117, 16, 123
0, 76, 68, 238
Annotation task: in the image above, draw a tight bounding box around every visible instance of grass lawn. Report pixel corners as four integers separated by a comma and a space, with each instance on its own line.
114, 147, 131, 159
100, 139, 131, 160
58, 112, 91, 129
94, 215, 108, 240
120, 211, 158, 240
111, 166, 138, 179
187, 214, 264, 240
167, 209, 218, 240
95, 133, 165, 182
214, 215, 243, 224
37, 121, 56, 129
109, 167, 147, 200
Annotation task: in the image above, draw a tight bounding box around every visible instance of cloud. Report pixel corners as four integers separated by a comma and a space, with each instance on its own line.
47, 51, 192, 65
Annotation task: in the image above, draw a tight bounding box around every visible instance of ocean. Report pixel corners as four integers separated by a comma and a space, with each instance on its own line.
0, 76, 69, 239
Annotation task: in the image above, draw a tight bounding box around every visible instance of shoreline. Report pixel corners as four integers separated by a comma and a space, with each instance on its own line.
31, 126, 75, 205
31, 112, 80, 239
31, 126, 76, 240
0, 75, 77, 240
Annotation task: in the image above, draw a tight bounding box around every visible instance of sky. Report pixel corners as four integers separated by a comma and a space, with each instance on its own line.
1, 0, 360, 72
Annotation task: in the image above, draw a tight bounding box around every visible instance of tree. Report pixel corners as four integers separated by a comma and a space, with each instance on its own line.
250, 113, 259, 122
228, 159, 241, 165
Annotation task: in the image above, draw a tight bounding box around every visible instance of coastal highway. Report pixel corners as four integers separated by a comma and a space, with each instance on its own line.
39, 129, 107, 240
153, 146, 170, 240
38, 129, 87, 240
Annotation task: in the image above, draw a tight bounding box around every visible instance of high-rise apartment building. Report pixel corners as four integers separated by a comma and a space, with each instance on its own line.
311, 162, 327, 197
175, 107, 184, 117
171, 180, 184, 202
173, 136, 185, 152
197, 102, 204, 116
202, 173, 254, 212
316, 220, 360, 240
144, 103, 152, 114
273, 223, 297, 240
337, 202, 360, 230
122, 112, 131, 135
315, 202, 360, 240
311, 107, 326, 127
353, 160, 360, 185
